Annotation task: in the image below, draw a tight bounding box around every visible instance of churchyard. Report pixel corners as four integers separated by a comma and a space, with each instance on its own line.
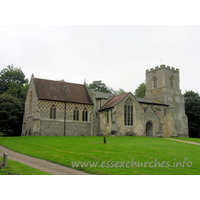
0, 136, 200, 175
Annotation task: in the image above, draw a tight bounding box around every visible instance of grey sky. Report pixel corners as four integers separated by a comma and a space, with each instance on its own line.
0, 25, 200, 94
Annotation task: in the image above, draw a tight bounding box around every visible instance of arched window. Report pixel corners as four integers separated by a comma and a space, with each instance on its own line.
73, 107, 79, 121
153, 77, 157, 89
170, 76, 174, 88
82, 108, 88, 121
29, 92, 32, 115
124, 98, 133, 126
50, 105, 56, 119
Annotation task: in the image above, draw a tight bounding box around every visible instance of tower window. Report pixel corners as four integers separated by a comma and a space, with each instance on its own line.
124, 98, 133, 126
170, 76, 174, 87
153, 77, 157, 89
50, 105, 56, 119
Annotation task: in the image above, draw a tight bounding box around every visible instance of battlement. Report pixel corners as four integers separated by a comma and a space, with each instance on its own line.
146, 64, 179, 73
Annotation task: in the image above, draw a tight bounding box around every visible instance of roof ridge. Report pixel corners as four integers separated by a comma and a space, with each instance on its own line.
34, 77, 84, 86
99, 92, 130, 111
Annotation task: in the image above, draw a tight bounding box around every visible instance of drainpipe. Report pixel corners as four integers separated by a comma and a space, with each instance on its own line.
64, 102, 66, 136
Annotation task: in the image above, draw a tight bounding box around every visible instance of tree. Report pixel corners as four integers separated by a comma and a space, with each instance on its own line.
88, 81, 126, 95
184, 91, 200, 138
134, 82, 146, 98
0, 94, 23, 135
0, 65, 28, 95
5, 82, 29, 101
113, 88, 126, 95
0, 65, 29, 136
88, 80, 112, 93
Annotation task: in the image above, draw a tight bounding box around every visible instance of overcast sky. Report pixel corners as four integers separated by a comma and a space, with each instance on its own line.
0, 25, 200, 94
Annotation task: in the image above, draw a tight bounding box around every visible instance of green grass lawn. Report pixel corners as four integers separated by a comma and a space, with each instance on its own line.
0, 136, 199, 175
0, 157, 50, 175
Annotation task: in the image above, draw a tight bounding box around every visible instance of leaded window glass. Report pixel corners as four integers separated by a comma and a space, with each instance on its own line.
73, 107, 79, 121
124, 98, 133, 126
82, 108, 88, 121
50, 105, 56, 119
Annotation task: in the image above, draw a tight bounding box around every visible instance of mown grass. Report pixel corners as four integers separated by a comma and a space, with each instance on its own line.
0, 136, 199, 175
0, 157, 50, 175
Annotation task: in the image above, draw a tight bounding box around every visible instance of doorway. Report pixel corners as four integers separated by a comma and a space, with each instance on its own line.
146, 121, 153, 137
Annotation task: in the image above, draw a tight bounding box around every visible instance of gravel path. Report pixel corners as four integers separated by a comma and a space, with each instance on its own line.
0, 145, 89, 175
164, 138, 200, 145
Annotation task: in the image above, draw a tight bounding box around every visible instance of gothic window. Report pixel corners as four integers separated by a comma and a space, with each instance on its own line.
29, 92, 32, 115
124, 98, 133, 126
50, 105, 56, 119
107, 110, 109, 124
153, 77, 157, 89
82, 108, 88, 121
73, 107, 79, 121
170, 76, 174, 88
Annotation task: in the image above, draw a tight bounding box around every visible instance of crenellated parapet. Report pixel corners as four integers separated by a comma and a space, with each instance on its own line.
146, 64, 179, 73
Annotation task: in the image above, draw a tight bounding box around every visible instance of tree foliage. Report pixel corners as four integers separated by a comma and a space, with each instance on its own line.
184, 91, 200, 138
113, 88, 126, 95
88, 80, 127, 95
88, 80, 113, 93
0, 65, 28, 95
134, 82, 146, 98
0, 65, 29, 136
0, 94, 23, 135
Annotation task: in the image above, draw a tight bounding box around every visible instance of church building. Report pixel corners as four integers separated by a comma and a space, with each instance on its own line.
22, 64, 188, 137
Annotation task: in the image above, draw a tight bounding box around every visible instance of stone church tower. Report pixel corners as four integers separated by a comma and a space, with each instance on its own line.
145, 64, 188, 137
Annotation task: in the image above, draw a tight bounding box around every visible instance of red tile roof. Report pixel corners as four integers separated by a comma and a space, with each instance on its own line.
34, 78, 93, 105
99, 93, 130, 111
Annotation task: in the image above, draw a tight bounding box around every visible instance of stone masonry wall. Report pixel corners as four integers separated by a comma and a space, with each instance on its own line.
38, 100, 93, 136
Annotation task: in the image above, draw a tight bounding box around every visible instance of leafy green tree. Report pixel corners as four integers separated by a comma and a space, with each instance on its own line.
0, 94, 23, 135
5, 82, 29, 101
134, 82, 146, 98
88, 81, 126, 95
184, 91, 200, 138
0, 65, 29, 136
0, 65, 28, 95
88, 80, 112, 93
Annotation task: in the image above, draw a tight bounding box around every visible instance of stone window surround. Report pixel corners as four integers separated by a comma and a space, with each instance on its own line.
124, 98, 133, 126
152, 76, 158, 89
50, 105, 56, 119
73, 107, 79, 121
82, 108, 88, 121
